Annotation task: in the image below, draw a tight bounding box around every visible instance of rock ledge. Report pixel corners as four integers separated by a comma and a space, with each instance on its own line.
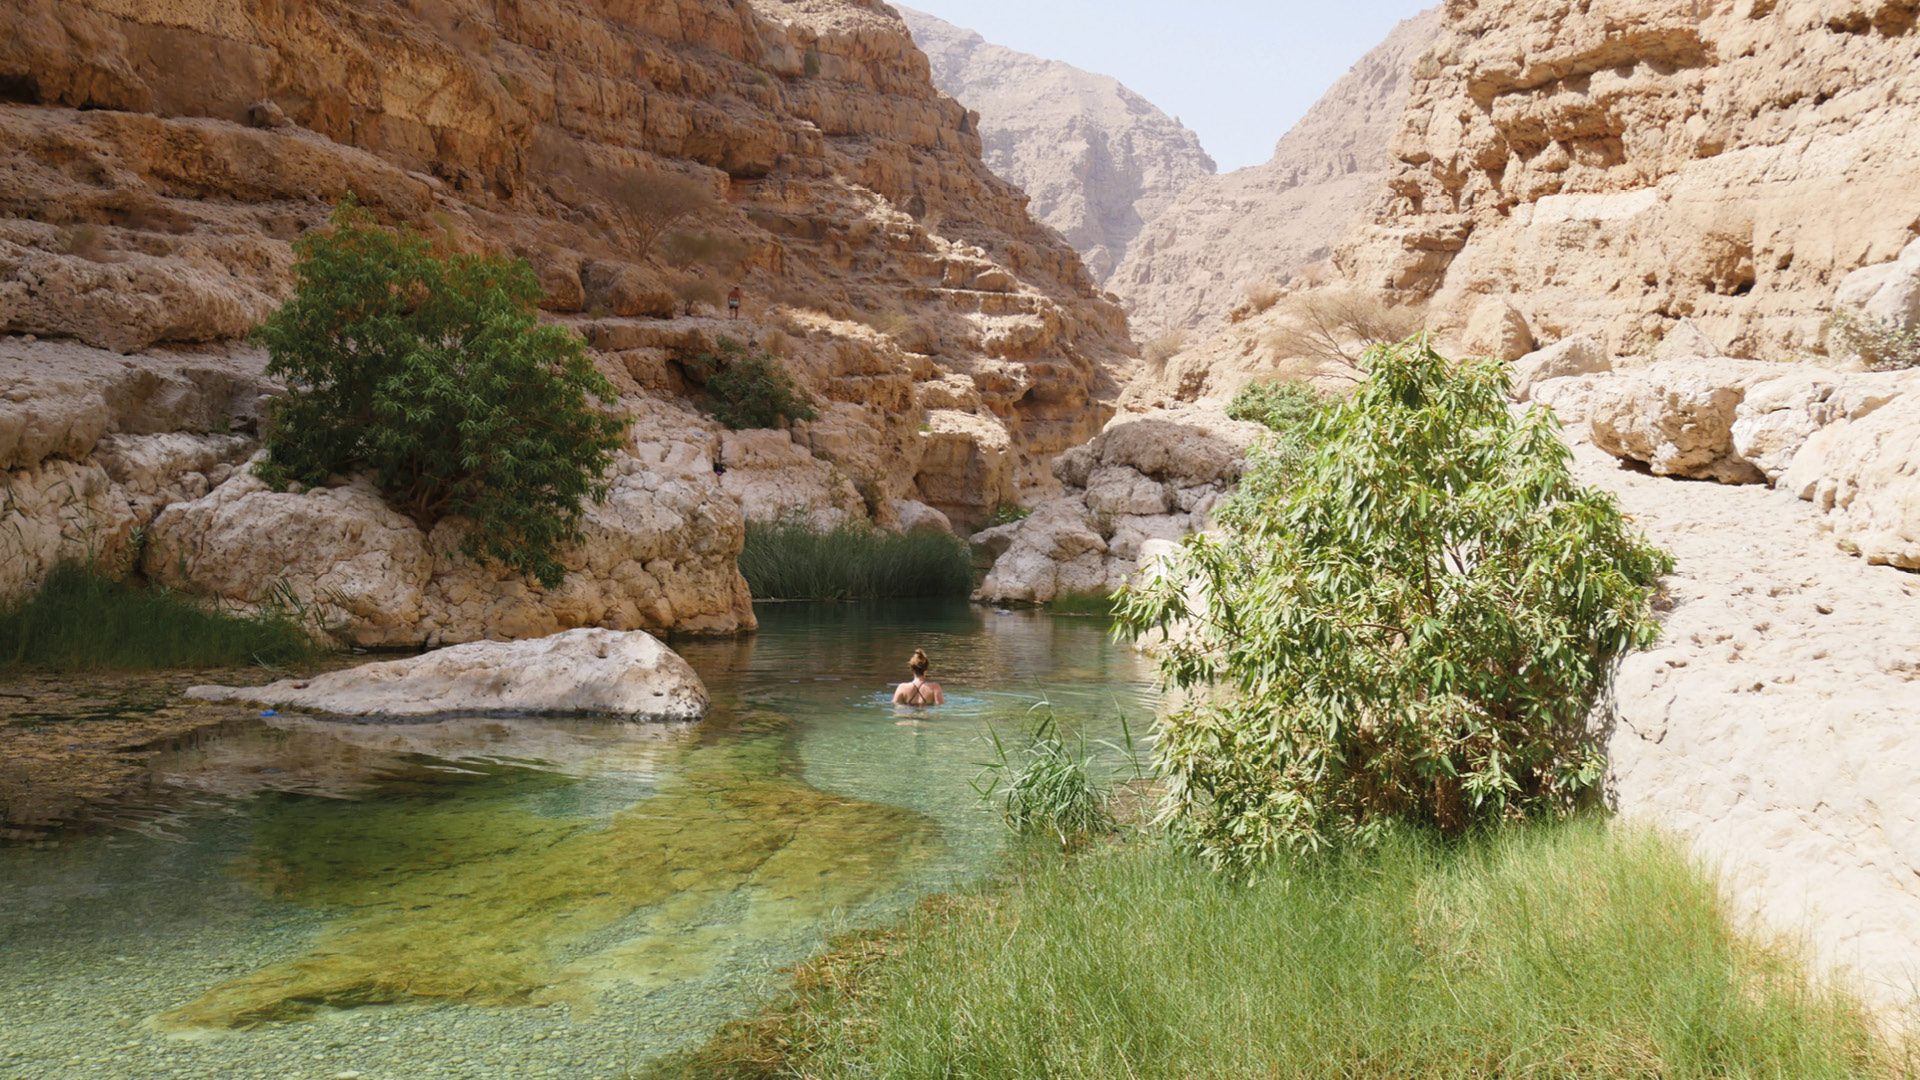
188, 629, 709, 721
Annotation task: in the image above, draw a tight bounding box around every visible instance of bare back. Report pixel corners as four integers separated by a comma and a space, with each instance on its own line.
893, 678, 944, 706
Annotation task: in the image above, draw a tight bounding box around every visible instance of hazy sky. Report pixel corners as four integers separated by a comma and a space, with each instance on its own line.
901, 1, 1435, 172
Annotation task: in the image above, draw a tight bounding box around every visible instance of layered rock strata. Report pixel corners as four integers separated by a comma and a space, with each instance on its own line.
0, 0, 1132, 640
898, 7, 1217, 282
1110, 9, 1441, 335
1337, 0, 1920, 360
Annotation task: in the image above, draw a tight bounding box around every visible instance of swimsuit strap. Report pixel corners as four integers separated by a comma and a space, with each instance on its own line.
905, 678, 932, 705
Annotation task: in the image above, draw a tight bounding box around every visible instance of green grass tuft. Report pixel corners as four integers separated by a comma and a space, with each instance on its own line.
661, 819, 1905, 1079
0, 564, 323, 672
738, 520, 972, 601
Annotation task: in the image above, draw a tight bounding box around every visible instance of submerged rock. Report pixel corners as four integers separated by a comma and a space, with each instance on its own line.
188, 629, 710, 721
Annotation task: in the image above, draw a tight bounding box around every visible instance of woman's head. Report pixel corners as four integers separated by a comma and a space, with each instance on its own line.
908, 648, 930, 677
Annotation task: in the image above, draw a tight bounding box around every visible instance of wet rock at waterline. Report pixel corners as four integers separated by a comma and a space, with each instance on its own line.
973, 405, 1265, 603
188, 629, 709, 722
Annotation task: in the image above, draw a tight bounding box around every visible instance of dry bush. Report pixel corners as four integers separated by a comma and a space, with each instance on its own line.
857, 308, 910, 334
584, 169, 718, 260
898, 321, 940, 355
662, 230, 750, 273
1143, 330, 1187, 369
1244, 281, 1283, 314
1827, 308, 1920, 371
671, 275, 726, 316
771, 284, 824, 313
1266, 290, 1426, 370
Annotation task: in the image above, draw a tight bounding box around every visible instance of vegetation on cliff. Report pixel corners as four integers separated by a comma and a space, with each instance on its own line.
254, 201, 629, 589
0, 564, 318, 671
682, 338, 818, 430
738, 520, 971, 600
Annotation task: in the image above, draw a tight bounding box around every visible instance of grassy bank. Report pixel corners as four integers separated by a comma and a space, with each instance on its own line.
656, 820, 1904, 1079
0, 565, 321, 672
738, 520, 972, 600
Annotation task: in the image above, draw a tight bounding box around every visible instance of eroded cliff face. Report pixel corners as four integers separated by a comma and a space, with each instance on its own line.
897, 6, 1216, 283
0, 0, 1132, 643
1337, 0, 1920, 358
1110, 10, 1441, 336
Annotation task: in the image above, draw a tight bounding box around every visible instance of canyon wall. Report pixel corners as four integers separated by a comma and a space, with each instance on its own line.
0, 0, 1132, 643
1109, 9, 1441, 336
897, 6, 1216, 283
1338, 0, 1920, 359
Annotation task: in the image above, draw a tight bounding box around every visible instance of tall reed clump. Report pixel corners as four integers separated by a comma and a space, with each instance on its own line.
973, 705, 1141, 851
0, 565, 322, 672
673, 820, 1903, 1080
737, 520, 972, 600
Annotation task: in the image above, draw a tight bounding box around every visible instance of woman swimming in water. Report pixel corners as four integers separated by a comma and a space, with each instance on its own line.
892, 648, 945, 706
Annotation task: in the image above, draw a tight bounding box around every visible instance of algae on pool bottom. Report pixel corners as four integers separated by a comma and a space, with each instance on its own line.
0, 601, 1155, 1077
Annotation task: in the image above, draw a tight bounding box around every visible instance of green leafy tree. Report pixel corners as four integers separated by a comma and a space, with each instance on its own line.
255, 200, 629, 588
1117, 339, 1672, 871
683, 337, 817, 430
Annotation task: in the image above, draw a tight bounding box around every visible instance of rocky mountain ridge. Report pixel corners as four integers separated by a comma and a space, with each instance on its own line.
898, 6, 1216, 283
1110, 9, 1442, 336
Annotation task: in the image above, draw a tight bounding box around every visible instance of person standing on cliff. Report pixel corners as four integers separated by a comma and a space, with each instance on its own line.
727, 285, 743, 319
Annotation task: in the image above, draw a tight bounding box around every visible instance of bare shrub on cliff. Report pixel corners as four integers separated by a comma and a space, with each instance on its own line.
1244, 280, 1283, 314
1827, 308, 1920, 371
1268, 289, 1426, 370
662, 229, 750, 273
586, 169, 719, 261
1143, 330, 1187, 371
671, 275, 725, 316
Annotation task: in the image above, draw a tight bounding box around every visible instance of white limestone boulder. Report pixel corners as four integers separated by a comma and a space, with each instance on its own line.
0, 457, 137, 599
1729, 368, 1911, 484
886, 498, 953, 535
144, 447, 755, 646
1781, 391, 1920, 570
1833, 235, 1920, 333
1586, 358, 1782, 483
92, 431, 257, 522
143, 460, 436, 644
974, 404, 1264, 604
718, 428, 863, 530
1509, 335, 1610, 401
1461, 296, 1535, 362
188, 628, 709, 721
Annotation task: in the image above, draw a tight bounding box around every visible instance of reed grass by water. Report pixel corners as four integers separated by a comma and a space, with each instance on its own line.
658, 819, 1906, 1079
0, 564, 321, 671
738, 520, 972, 600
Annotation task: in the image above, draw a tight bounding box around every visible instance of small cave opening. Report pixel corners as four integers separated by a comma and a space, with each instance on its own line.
0, 73, 43, 105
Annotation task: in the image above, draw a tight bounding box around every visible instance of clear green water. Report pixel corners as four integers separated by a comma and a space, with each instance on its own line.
0, 602, 1153, 1079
